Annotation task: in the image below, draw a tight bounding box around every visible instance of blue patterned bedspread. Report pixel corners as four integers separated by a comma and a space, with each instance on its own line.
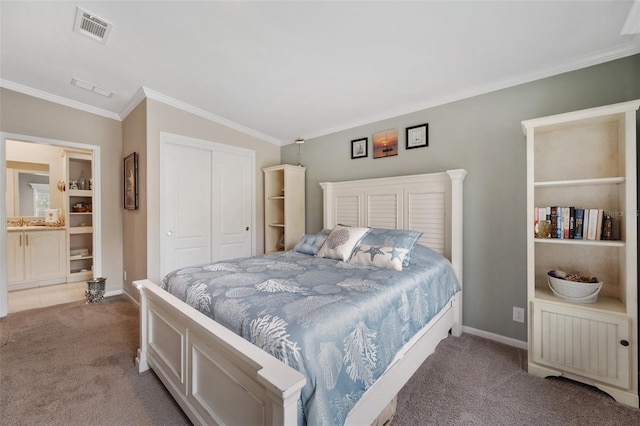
161, 244, 460, 425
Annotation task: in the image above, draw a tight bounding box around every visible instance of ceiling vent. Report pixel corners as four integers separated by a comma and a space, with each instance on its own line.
73, 7, 113, 44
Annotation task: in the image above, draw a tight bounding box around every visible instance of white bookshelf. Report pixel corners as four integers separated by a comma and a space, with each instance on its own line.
522, 99, 639, 407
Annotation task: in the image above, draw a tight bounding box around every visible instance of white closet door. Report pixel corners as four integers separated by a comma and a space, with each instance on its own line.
161, 133, 255, 278
162, 141, 212, 276
212, 150, 252, 261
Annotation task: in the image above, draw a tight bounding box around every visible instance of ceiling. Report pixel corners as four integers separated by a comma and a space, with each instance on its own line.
1, 1, 639, 146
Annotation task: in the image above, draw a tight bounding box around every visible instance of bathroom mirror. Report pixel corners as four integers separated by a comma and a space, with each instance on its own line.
5, 163, 50, 217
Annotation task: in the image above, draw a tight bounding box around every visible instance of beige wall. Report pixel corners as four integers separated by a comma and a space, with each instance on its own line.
1, 88, 124, 294
121, 98, 281, 300
122, 100, 147, 299
2, 88, 280, 302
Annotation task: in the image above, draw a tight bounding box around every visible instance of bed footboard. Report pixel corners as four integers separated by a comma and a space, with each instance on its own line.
135, 279, 306, 426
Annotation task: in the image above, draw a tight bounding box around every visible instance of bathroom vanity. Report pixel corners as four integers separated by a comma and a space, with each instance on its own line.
7, 227, 66, 291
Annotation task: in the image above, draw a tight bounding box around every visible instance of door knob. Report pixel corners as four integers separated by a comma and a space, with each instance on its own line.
246, 227, 249, 231
167, 231, 173, 236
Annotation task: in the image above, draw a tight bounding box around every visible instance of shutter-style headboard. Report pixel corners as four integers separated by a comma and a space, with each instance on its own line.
320, 170, 466, 284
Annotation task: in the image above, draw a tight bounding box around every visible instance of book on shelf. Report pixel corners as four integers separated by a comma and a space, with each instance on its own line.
602, 211, 613, 240
586, 208, 599, 240
562, 207, 570, 239
568, 206, 575, 239
573, 208, 584, 239
595, 209, 604, 240
582, 209, 590, 240
534, 206, 614, 241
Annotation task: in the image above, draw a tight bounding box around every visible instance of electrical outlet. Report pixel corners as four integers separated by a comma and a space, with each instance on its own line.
513, 307, 525, 323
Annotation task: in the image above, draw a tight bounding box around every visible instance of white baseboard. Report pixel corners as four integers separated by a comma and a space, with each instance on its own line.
123, 289, 140, 307
104, 289, 123, 298
462, 326, 528, 350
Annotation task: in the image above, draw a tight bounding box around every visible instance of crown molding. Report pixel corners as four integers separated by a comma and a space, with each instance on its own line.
1, 80, 283, 145
0, 79, 120, 120
303, 42, 640, 141
119, 86, 147, 120
140, 87, 283, 146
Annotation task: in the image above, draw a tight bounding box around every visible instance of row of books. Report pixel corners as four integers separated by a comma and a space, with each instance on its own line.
534, 206, 614, 240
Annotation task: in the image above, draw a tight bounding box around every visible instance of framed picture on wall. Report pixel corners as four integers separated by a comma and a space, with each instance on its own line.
351, 137, 368, 159
123, 152, 139, 210
406, 123, 429, 149
373, 129, 398, 159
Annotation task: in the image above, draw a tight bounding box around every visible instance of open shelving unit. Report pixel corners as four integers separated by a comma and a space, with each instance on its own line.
522, 99, 639, 407
263, 164, 305, 253
65, 152, 94, 281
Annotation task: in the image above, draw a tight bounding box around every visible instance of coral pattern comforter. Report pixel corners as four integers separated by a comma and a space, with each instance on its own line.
161, 244, 460, 425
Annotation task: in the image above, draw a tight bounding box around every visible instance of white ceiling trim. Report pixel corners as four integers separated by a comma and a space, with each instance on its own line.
140, 87, 283, 146
2, 40, 638, 146
0, 79, 120, 121
304, 41, 640, 141
119, 86, 147, 120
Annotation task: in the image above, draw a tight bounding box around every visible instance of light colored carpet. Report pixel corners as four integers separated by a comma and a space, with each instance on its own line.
1, 296, 639, 425
0, 296, 190, 426
394, 331, 640, 426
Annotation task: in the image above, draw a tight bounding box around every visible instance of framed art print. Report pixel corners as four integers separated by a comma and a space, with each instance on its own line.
351, 137, 368, 159
406, 123, 428, 149
373, 128, 398, 159
124, 152, 139, 210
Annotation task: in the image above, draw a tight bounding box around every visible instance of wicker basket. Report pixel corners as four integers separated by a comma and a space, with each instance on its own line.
547, 272, 602, 304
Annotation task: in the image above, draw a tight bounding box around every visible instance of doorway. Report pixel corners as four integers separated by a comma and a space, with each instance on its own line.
1, 132, 102, 317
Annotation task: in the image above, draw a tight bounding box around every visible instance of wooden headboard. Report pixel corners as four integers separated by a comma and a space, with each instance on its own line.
320, 170, 466, 284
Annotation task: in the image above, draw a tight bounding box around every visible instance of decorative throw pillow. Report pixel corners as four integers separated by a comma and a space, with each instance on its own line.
349, 245, 409, 271
359, 228, 423, 266
316, 225, 370, 261
293, 229, 331, 256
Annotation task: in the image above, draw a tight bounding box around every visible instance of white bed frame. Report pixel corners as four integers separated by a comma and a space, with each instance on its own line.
135, 169, 466, 425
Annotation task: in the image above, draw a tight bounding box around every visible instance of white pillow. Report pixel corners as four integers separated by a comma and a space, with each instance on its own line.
316, 225, 370, 261
349, 245, 409, 271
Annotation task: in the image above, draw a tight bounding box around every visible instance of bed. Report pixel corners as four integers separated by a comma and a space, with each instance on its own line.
135, 169, 467, 425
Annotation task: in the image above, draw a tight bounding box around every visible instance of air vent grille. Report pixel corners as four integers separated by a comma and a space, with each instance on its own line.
74, 7, 112, 44
81, 13, 108, 38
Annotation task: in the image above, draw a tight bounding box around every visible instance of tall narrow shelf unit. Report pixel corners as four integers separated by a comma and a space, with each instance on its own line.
522, 100, 639, 407
65, 152, 94, 281
263, 164, 305, 253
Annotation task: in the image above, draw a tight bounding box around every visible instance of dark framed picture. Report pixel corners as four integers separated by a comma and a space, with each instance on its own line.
351, 137, 368, 159
123, 152, 139, 210
373, 128, 398, 159
406, 123, 429, 149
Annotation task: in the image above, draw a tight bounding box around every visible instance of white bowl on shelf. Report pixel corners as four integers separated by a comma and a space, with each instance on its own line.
547, 272, 602, 304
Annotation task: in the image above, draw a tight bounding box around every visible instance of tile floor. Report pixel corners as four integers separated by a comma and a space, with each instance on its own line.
8, 281, 86, 313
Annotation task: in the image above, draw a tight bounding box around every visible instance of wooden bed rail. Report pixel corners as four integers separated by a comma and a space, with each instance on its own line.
135, 279, 306, 425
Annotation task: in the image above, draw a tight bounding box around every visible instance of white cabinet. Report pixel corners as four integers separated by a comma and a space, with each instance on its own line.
7, 232, 25, 283
263, 165, 306, 253
522, 99, 639, 408
8, 229, 67, 290
65, 152, 93, 280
